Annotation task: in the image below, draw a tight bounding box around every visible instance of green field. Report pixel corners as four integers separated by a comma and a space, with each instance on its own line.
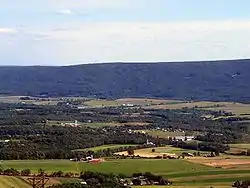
84, 99, 121, 107
0, 176, 31, 188
1, 159, 250, 187
230, 144, 250, 149
73, 144, 137, 152
131, 146, 210, 156
137, 130, 185, 138
0, 159, 212, 175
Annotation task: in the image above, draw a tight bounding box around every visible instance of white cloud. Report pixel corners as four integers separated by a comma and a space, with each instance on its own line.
1, 21, 250, 65
48, 0, 136, 10
0, 28, 17, 34
57, 9, 73, 15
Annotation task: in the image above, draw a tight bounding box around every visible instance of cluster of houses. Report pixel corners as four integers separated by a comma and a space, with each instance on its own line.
60, 120, 81, 127
70, 155, 104, 164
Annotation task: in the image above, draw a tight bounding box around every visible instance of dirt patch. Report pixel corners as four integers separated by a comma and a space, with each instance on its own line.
188, 157, 250, 168
22, 176, 61, 187
115, 150, 176, 158
172, 173, 250, 181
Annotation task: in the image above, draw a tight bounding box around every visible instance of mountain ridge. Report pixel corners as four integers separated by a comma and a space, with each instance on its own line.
0, 59, 250, 102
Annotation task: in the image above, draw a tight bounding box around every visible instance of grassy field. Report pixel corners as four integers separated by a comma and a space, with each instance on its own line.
0, 176, 31, 188
2, 158, 250, 187
73, 144, 137, 152
136, 130, 185, 138
227, 144, 250, 154
230, 144, 250, 149
47, 120, 147, 128
84, 99, 121, 107
0, 159, 212, 175
137, 187, 231, 188
117, 146, 209, 157
142, 100, 250, 117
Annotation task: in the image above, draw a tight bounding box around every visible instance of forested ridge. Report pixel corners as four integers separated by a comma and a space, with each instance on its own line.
1, 59, 250, 102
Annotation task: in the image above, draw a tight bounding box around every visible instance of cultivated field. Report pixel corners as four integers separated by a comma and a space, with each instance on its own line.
0, 176, 31, 188
116, 98, 184, 106
115, 146, 209, 158
0, 159, 212, 175
143, 100, 250, 117
226, 144, 250, 154
188, 155, 250, 169
84, 99, 121, 107
136, 130, 185, 138
229, 144, 250, 150
2, 159, 250, 187
73, 144, 137, 152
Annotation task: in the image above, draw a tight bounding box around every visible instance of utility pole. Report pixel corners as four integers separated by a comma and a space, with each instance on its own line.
27, 172, 49, 188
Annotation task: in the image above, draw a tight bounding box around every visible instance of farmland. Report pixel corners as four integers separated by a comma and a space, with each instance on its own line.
115, 146, 210, 157
1, 158, 250, 187
229, 144, 250, 150
73, 144, 137, 152
136, 130, 185, 138
143, 100, 250, 117
0, 159, 213, 175
0, 176, 31, 188
1, 97, 250, 187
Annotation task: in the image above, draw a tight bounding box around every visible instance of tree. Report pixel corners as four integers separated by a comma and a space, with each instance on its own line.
132, 178, 141, 186
151, 149, 155, 153
247, 149, 250, 156
21, 169, 31, 176
232, 180, 241, 187
210, 152, 215, 157
215, 151, 220, 156
38, 168, 45, 176
127, 149, 134, 156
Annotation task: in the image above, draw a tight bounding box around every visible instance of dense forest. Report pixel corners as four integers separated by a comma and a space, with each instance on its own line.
1, 59, 250, 102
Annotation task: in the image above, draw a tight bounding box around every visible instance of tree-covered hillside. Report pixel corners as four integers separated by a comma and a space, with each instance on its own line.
0, 59, 250, 102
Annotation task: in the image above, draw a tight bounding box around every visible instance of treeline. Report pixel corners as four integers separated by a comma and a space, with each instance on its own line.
0, 124, 170, 160
233, 180, 250, 188
173, 140, 229, 153
47, 171, 172, 188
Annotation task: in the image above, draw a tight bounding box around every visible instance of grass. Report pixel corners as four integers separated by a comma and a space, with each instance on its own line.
136, 186, 229, 188
133, 146, 209, 156
141, 100, 250, 118
116, 98, 184, 106
137, 130, 185, 138
229, 144, 250, 149
1, 159, 212, 176
73, 144, 138, 152
84, 99, 121, 107
0, 176, 31, 188
81, 122, 120, 128
2, 158, 250, 187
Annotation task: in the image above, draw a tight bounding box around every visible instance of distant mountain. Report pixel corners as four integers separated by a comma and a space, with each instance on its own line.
0, 59, 250, 102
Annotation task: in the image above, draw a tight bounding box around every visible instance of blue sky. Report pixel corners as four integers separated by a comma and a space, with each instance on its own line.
0, 0, 250, 65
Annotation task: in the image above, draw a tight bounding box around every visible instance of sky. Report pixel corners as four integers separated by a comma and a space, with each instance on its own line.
1, 0, 250, 65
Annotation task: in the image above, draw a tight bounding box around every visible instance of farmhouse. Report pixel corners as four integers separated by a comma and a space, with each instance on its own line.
175, 136, 195, 141
61, 120, 81, 127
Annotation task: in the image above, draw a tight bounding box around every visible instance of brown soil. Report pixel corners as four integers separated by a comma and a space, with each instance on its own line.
188, 157, 250, 168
